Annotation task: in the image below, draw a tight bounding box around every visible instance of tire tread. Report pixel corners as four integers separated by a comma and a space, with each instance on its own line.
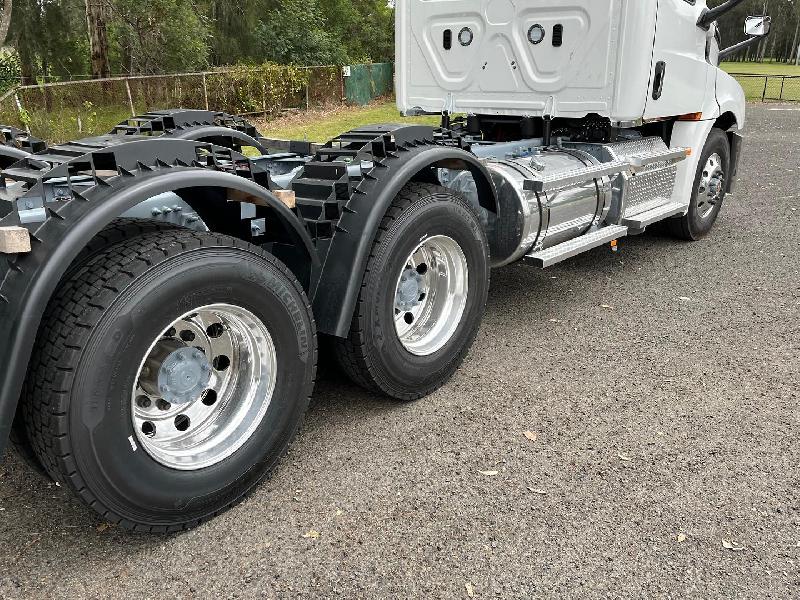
669, 128, 730, 241
334, 182, 487, 400
22, 229, 317, 532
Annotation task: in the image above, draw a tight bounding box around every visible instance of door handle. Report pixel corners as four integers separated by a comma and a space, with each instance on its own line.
652, 61, 667, 100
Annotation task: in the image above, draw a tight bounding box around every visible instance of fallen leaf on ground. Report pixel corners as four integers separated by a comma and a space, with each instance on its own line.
617, 453, 632, 462
302, 529, 320, 539
523, 431, 538, 442
465, 582, 475, 597
722, 539, 744, 551
677, 533, 687, 542
479, 470, 499, 476
96, 523, 112, 533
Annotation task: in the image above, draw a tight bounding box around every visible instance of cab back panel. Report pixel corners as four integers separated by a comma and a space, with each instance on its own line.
396, 0, 659, 121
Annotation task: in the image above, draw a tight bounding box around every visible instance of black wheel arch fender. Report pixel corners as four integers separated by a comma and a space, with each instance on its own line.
0, 168, 317, 457
311, 143, 497, 337
0, 146, 33, 170
166, 125, 269, 155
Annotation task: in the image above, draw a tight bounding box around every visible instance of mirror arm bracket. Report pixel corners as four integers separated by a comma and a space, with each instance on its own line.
697, 0, 749, 30
719, 35, 769, 61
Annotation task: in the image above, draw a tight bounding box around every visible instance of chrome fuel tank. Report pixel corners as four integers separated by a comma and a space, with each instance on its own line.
481, 149, 612, 267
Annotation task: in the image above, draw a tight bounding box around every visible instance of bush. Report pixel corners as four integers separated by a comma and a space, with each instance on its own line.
0, 49, 20, 94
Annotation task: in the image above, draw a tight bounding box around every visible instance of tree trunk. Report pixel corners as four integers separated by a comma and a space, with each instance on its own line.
42, 57, 52, 111
85, 0, 111, 79
768, 29, 778, 62
0, 0, 12, 48
18, 40, 33, 86
791, 20, 800, 65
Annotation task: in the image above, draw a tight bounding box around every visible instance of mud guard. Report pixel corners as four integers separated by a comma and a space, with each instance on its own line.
0, 137, 316, 456
291, 125, 497, 337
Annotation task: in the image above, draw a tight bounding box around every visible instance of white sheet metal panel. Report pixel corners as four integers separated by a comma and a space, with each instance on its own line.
643, 0, 711, 119
396, 0, 660, 121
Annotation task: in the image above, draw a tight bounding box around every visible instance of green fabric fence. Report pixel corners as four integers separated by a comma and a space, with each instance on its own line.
344, 63, 394, 105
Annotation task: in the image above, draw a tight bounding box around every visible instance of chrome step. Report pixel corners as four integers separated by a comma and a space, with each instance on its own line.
628, 148, 689, 171
623, 201, 686, 229
524, 224, 629, 268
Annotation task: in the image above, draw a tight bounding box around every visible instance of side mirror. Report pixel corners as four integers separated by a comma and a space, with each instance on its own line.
719, 14, 772, 61
744, 16, 771, 37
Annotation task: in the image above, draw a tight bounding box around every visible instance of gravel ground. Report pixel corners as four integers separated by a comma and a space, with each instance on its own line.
0, 104, 797, 599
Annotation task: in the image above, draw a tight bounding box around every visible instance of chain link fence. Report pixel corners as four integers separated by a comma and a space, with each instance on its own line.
0, 65, 345, 143
5, 67, 785, 144
730, 73, 800, 102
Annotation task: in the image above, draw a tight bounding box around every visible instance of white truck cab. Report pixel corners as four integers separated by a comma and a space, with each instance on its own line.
397, 0, 746, 126
396, 0, 767, 258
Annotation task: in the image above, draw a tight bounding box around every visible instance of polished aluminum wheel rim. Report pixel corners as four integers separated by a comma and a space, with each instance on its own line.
393, 235, 469, 356
131, 304, 277, 471
697, 152, 725, 219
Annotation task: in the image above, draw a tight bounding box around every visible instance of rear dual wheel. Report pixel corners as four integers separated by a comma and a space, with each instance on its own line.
22, 230, 316, 531
335, 183, 490, 400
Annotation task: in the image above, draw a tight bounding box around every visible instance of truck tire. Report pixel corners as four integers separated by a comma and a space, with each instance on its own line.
10, 219, 183, 476
335, 182, 489, 400
22, 229, 317, 531
670, 128, 730, 240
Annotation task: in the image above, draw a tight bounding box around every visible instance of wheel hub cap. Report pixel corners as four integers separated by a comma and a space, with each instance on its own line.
698, 153, 725, 219
396, 269, 426, 312
157, 347, 212, 405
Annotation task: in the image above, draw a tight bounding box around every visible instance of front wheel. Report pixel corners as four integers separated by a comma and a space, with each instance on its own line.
22, 230, 317, 531
669, 128, 730, 240
335, 183, 490, 400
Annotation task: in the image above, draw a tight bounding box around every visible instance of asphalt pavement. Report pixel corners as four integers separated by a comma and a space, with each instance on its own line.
0, 103, 797, 599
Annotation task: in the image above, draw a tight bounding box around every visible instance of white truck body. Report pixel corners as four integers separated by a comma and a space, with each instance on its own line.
0, 0, 767, 530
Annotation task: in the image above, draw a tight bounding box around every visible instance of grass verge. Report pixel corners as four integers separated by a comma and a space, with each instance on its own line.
255, 99, 440, 143
721, 61, 800, 76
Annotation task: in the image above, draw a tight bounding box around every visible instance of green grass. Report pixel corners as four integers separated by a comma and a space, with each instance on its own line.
256, 100, 441, 143
721, 62, 800, 101
2, 104, 145, 144
721, 61, 800, 76
6, 99, 437, 146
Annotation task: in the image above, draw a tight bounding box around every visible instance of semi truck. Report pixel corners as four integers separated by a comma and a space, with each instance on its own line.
0, 1, 769, 531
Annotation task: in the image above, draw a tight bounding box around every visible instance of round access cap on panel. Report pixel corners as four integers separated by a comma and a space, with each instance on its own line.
528, 24, 545, 45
